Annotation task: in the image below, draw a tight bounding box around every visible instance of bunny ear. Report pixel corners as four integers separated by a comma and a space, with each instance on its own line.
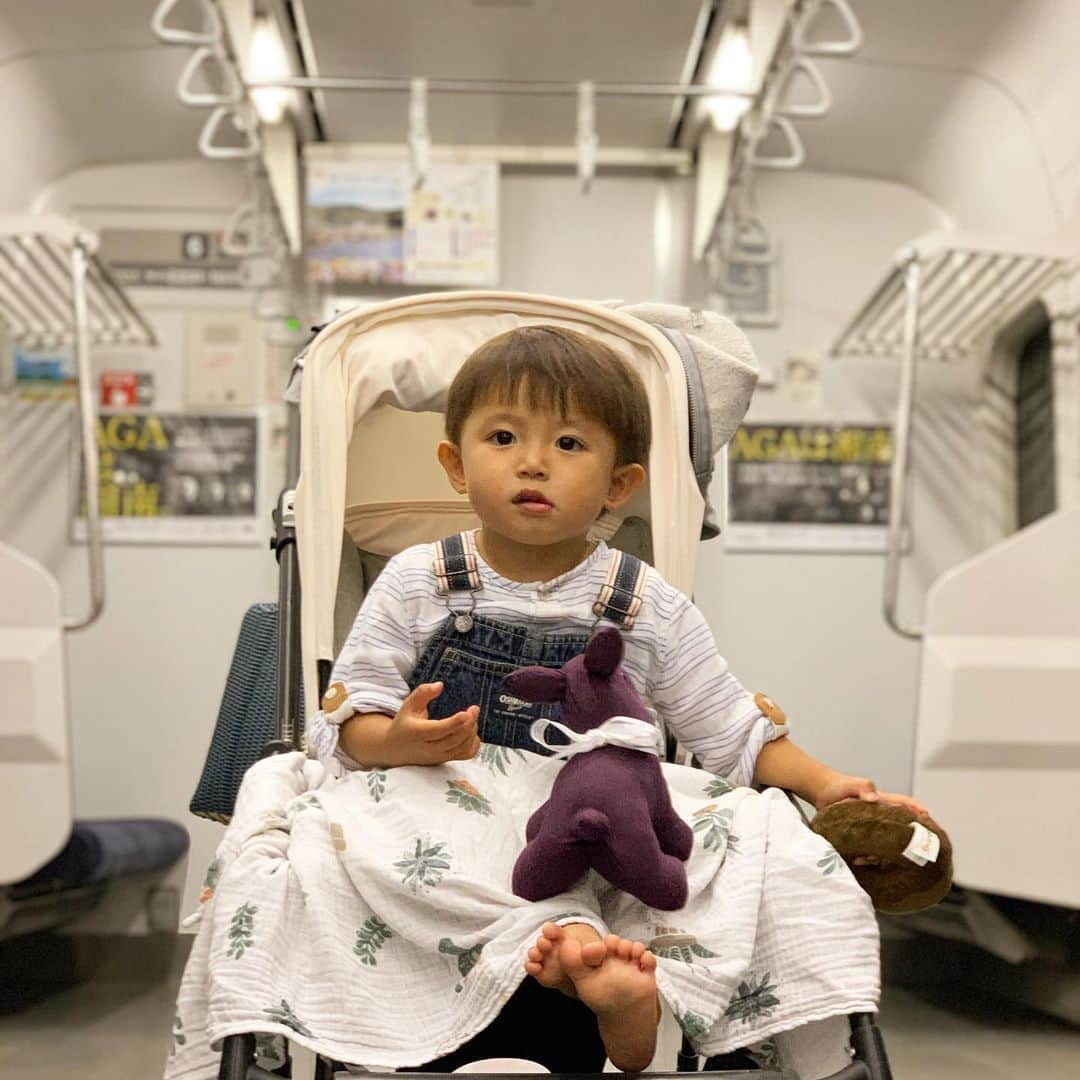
504, 666, 567, 703
584, 627, 623, 676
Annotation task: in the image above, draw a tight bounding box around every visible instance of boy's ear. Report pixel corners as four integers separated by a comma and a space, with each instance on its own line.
604, 462, 646, 511
437, 440, 467, 494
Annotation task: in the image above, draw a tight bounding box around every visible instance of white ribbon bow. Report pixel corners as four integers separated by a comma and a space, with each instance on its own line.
530, 714, 664, 762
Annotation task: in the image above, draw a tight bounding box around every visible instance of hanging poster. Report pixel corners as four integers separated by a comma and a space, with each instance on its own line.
72, 413, 260, 544
306, 155, 498, 286
724, 423, 893, 552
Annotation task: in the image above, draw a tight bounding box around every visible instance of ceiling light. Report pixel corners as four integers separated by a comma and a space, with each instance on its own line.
703, 22, 753, 132
248, 14, 292, 124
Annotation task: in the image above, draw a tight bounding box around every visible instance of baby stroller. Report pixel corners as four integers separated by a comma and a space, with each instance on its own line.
208, 291, 892, 1080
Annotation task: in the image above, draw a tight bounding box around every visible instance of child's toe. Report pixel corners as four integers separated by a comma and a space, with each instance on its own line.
541, 922, 564, 943
580, 939, 606, 967
558, 938, 587, 978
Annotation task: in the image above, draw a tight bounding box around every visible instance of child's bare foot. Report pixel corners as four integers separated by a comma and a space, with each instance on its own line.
560, 933, 660, 1072
524, 922, 605, 998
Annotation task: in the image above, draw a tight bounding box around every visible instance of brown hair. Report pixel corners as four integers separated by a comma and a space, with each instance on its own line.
445, 325, 651, 466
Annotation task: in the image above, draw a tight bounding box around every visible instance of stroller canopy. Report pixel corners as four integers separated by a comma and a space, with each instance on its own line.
295, 291, 757, 719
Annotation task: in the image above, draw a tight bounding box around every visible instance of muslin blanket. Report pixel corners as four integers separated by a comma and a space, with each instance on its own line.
165, 749, 879, 1077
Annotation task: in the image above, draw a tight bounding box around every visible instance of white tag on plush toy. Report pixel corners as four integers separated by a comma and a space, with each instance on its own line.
902, 822, 940, 867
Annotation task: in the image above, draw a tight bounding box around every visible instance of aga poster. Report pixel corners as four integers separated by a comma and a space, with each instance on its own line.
73, 413, 260, 544
724, 423, 893, 552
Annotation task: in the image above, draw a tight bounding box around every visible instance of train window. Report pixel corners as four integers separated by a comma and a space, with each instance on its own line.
1015, 323, 1056, 529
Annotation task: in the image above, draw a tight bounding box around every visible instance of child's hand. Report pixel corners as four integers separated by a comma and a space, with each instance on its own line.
385, 682, 481, 766
814, 772, 929, 817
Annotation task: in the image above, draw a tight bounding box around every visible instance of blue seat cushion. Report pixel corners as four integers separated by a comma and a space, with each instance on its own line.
17, 819, 190, 889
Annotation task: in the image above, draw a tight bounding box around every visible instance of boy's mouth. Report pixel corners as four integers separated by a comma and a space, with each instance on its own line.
513, 489, 553, 511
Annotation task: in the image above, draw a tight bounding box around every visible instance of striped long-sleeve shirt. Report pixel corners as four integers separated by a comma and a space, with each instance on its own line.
309, 538, 784, 785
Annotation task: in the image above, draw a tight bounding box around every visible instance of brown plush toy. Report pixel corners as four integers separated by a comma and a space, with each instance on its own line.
754, 690, 953, 915
811, 800, 953, 915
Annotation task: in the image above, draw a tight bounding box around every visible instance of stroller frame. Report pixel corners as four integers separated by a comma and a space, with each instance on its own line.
214, 298, 894, 1080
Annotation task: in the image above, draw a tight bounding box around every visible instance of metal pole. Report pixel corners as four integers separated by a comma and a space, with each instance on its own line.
271, 399, 303, 752
883, 251, 924, 640
64, 237, 106, 632
272, 488, 301, 751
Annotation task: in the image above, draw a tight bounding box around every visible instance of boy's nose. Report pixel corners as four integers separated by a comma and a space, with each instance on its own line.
516, 447, 549, 478
516, 459, 548, 479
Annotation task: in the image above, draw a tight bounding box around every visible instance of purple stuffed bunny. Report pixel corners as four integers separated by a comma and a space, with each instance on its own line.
505, 627, 694, 911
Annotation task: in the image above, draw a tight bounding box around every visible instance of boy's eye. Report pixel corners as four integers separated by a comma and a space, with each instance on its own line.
556, 435, 584, 451
489, 430, 515, 446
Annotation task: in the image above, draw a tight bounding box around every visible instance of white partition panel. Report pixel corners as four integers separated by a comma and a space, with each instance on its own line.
913, 506, 1080, 907
0, 543, 71, 884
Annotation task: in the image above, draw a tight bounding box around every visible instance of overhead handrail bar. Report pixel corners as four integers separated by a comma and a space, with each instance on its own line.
793, 0, 864, 56
151, 0, 223, 47
199, 105, 261, 159
247, 75, 759, 100
178, 44, 244, 107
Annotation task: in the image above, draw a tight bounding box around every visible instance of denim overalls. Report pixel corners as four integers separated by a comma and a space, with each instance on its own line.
406, 531, 649, 1072
407, 531, 648, 754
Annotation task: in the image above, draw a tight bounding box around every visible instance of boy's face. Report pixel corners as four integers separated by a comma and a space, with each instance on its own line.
437, 393, 644, 550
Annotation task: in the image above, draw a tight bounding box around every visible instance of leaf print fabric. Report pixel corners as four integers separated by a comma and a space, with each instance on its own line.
227, 903, 257, 959
445, 778, 493, 815
439, 937, 485, 991
654, 939, 718, 964
289, 793, 320, 815
199, 856, 222, 903
355, 917, 393, 966
394, 837, 451, 893
817, 848, 843, 875
724, 973, 781, 1024
677, 1010, 711, 1039
263, 999, 312, 1037
366, 769, 388, 802
476, 744, 527, 775
705, 775, 733, 798
692, 804, 740, 854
